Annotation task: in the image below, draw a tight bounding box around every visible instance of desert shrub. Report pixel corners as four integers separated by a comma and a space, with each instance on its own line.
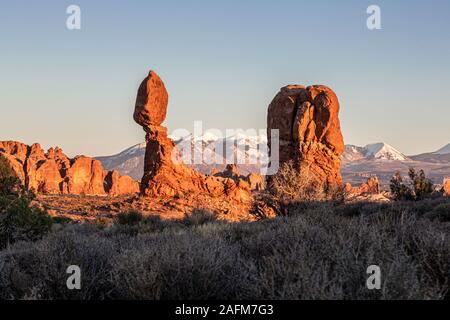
409, 168, 434, 200
0, 224, 120, 299
110, 231, 250, 299
424, 203, 450, 222
269, 161, 326, 203
390, 169, 434, 201
140, 215, 172, 232
115, 211, 143, 226
0, 156, 20, 197
183, 209, 218, 226
334, 202, 367, 217
108, 214, 179, 237
0, 197, 53, 249
0, 157, 53, 249
1, 199, 450, 300
390, 171, 415, 201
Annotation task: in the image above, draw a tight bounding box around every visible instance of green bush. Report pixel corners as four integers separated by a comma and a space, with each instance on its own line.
0, 157, 53, 249
390, 168, 433, 201
0, 156, 20, 197
409, 168, 433, 200
0, 197, 53, 248
390, 171, 414, 201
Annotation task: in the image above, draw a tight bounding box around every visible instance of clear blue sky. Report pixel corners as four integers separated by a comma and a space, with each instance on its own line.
1, 0, 449, 157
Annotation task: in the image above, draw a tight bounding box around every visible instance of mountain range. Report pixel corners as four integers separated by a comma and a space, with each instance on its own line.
96, 135, 450, 188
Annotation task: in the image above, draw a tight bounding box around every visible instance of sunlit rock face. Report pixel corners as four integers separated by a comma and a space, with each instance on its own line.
267, 85, 344, 187
0, 141, 138, 195
133, 70, 251, 202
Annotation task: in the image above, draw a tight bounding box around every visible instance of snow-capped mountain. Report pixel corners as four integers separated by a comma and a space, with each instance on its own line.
96, 143, 146, 181
97, 137, 450, 188
343, 142, 409, 162
97, 134, 269, 180
410, 143, 450, 163
173, 133, 268, 165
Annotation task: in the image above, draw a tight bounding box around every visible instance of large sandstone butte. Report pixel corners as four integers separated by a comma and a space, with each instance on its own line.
0, 141, 139, 196
133, 70, 251, 202
267, 85, 344, 186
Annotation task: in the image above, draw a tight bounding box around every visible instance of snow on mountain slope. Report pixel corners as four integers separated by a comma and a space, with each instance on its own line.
97, 138, 450, 188
97, 134, 269, 180
363, 143, 409, 161
99, 138, 412, 181
434, 143, 450, 155
342, 145, 365, 162
96, 143, 146, 180
343, 142, 410, 162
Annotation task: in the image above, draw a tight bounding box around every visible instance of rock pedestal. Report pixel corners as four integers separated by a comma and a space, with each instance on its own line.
267, 85, 344, 187
134, 70, 251, 202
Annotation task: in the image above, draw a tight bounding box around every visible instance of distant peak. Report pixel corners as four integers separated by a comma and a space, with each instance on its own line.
363, 142, 408, 161
434, 143, 450, 155
343, 142, 409, 161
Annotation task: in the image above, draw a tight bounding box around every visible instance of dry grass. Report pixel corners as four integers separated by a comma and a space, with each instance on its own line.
269, 161, 327, 203
0, 198, 449, 300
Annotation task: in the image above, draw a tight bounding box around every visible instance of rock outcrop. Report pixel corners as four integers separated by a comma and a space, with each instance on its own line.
134, 70, 251, 202
345, 176, 381, 197
246, 173, 265, 191
443, 178, 450, 196
214, 164, 265, 191
134, 71, 169, 127
105, 170, 140, 196
267, 85, 344, 187
0, 141, 139, 196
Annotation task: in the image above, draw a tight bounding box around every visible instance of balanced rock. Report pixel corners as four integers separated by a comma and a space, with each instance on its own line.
134, 70, 251, 202
134, 70, 169, 127
267, 85, 344, 186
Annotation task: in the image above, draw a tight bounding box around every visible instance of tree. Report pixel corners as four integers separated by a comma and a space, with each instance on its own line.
409, 168, 433, 200
0, 156, 20, 197
0, 156, 52, 249
389, 168, 433, 201
390, 171, 414, 201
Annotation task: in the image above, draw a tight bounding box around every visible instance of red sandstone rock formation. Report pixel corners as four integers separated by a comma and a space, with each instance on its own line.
267, 85, 344, 186
105, 170, 140, 196
443, 178, 450, 196
213, 164, 265, 191
134, 70, 251, 202
0, 141, 138, 196
134, 71, 169, 127
246, 173, 265, 191
345, 176, 381, 197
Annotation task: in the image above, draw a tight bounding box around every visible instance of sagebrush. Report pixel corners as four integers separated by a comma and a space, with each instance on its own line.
0, 198, 449, 300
